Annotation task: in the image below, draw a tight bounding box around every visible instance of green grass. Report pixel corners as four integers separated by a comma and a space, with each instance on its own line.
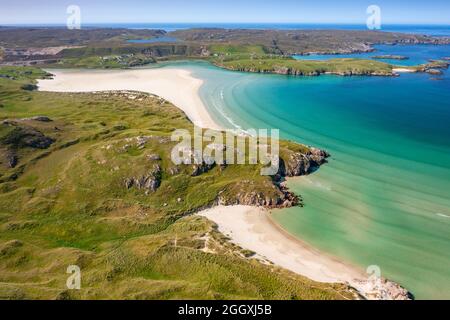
209, 44, 267, 55
0, 66, 355, 300
56, 44, 197, 69
55, 54, 156, 69
215, 57, 395, 76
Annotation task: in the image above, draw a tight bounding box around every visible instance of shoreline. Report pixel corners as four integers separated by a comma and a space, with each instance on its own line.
37, 65, 411, 300
37, 67, 223, 131
198, 206, 366, 285
198, 205, 411, 300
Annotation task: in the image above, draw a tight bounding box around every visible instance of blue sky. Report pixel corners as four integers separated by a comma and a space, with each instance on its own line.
0, 0, 449, 25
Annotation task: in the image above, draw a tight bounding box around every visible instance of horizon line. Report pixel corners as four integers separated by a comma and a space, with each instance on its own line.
2, 22, 450, 26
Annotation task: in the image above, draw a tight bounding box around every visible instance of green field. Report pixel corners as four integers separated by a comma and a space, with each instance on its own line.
215, 57, 395, 76
209, 44, 267, 55
0, 66, 355, 300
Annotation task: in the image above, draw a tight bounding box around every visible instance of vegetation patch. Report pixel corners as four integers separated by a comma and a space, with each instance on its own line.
0, 66, 354, 300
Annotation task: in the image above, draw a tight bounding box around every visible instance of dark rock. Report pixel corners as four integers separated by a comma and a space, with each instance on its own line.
191, 161, 215, 177
216, 187, 300, 209
279, 147, 329, 177
0, 239, 23, 256
20, 83, 38, 91
31, 116, 52, 122
124, 178, 134, 189
1, 123, 55, 149
147, 154, 161, 161
6, 151, 18, 168
426, 68, 443, 75
55, 290, 72, 300
125, 164, 162, 193
20, 116, 53, 122
213, 147, 330, 209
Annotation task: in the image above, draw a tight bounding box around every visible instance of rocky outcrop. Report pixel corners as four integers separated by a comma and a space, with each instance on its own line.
1, 121, 55, 149
219, 64, 394, 77
124, 164, 162, 193
426, 68, 443, 75
216, 185, 300, 209
21, 116, 53, 122
354, 278, 413, 300
191, 161, 215, 177
5, 151, 18, 168
212, 147, 330, 209
278, 148, 330, 177
20, 83, 38, 91
418, 60, 449, 74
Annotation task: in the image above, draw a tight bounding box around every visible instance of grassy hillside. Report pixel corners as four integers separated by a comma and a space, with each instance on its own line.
171, 28, 450, 55
209, 44, 267, 55
0, 66, 355, 300
0, 27, 166, 48
215, 57, 395, 76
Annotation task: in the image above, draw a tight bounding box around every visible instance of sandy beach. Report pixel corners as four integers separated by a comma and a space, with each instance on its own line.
37, 67, 222, 130
392, 68, 417, 73
198, 205, 409, 299
199, 206, 366, 283
37, 66, 409, 299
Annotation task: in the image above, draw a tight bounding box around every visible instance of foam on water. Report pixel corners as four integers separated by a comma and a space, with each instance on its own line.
171, 53, 450, 299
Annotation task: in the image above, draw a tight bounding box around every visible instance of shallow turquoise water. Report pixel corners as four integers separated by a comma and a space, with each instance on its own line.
165, 56, 450, 299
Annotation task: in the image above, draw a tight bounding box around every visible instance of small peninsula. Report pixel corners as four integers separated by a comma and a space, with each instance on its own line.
372, 55, 409, 60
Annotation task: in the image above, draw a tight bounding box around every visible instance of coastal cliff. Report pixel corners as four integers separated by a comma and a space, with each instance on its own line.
119, 136, 331, 210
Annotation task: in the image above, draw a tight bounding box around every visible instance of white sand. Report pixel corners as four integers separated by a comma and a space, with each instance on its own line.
37, 68, 222, 130
198, 205, 389, 298
38, 67, 404, 299
392, 68, 416, 73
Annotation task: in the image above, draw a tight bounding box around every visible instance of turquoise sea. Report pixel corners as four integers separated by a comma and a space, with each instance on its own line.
162, 42, 450, 299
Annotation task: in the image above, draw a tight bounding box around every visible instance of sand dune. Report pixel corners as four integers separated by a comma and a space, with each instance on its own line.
37, 67, 222, 130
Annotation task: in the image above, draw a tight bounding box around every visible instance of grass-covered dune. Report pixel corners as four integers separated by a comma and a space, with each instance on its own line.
215, 57, 395, 76
0, 66, 355, 300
